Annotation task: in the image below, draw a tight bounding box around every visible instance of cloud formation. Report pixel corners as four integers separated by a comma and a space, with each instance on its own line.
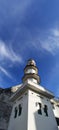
0, 66, 12, 79
41, 28, 59, 54
0, 0, 59, 97
0, 40, 22, 63
31, 28, 59, 55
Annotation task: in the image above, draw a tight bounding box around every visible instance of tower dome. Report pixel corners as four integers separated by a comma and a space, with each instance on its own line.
22, 59, 40, 84
27, 59, 36, 66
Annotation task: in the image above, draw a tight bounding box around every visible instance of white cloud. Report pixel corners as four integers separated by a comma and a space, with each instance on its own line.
0, 40, 23, 63
52, 28, 59, 37
0, 66, 12, 79
31, 28, 59, 55
41, 29, 59, 54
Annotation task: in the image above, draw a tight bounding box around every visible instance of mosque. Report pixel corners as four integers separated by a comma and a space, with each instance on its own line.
7, 59, 59, 130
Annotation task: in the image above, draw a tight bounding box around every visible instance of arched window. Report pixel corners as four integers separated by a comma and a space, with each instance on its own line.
18, 104, 22, 116
14, 107, 17, 118
38, 103, 42, 115
44, 105, 48, 116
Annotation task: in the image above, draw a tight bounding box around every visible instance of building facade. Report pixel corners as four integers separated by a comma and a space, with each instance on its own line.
8, 59, 59, 130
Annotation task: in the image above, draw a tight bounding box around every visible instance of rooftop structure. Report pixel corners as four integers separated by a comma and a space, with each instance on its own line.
8, 59, 58, 130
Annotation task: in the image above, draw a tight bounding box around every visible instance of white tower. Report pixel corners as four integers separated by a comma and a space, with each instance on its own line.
8, 59, 58, 130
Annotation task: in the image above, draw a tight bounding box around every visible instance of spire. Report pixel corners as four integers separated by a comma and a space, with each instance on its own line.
22, 59, 40, 84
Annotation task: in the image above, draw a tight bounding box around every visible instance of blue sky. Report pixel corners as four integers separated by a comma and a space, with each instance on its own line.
0, 0, 59, 97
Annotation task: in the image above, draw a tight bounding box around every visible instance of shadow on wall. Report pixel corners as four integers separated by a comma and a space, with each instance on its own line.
34, 98, 58, 130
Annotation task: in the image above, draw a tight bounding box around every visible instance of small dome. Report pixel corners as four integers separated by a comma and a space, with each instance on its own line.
27, 59, 36, 66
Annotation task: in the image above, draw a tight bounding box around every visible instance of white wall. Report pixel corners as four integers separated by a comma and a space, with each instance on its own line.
28, 90, 58, 130
8, 91, 28, 130
26, 69, 36, 74
8, 89, 58, 130
53, 104, 59, 129
53, 105, 59, 118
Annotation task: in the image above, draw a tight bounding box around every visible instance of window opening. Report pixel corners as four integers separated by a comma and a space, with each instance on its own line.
51, 102, 55, 109
55, 117, 59, 126
14, 107, 17, 118
38, 103, 42, 115
44, 105, 48, 116
18, 104, 22, 116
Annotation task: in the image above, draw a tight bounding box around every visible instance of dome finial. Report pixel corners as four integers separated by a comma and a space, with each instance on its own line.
27, 59, 36, 66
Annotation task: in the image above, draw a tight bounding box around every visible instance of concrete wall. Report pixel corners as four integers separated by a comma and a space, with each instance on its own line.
8, 89, 58, 130
53, 104, 59, 118
28, 90, 58, 130
8, 91, 28, 130
53, 103, 59, 129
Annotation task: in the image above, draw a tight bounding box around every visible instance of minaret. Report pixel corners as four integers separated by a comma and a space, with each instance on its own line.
22, 59, 40, 84
8, 59, 58, 130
